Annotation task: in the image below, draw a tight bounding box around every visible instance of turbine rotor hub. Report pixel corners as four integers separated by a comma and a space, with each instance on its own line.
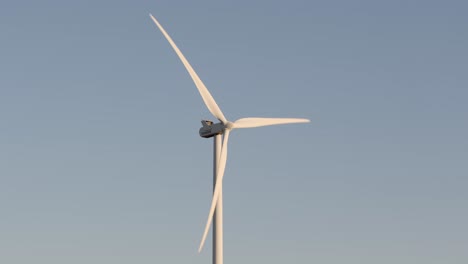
225, 121, 234, 129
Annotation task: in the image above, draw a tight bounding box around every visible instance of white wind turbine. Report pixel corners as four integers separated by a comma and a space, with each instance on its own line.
149, 14, 310, 264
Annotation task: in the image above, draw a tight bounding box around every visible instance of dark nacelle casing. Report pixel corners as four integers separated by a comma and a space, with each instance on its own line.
199, 120, 225, 138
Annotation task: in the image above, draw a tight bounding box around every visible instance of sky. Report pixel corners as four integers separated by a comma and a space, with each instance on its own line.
1, 0, 467, 263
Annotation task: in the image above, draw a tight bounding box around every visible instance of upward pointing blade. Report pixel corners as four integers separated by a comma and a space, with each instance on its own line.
149, 14, 227, 123
198, 129, 230, 253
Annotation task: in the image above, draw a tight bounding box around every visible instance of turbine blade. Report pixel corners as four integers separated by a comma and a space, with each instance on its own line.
233, 117, 310, 128
198, 129, 230, 252
149, 14, 227, 123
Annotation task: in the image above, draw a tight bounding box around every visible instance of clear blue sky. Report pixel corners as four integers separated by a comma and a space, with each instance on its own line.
1, 1, 467, 263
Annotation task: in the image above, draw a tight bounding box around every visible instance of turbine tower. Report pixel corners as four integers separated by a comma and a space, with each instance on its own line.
149, 14, 310, 264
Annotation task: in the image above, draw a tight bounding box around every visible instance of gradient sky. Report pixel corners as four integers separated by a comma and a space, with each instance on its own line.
1, 1, 467, 263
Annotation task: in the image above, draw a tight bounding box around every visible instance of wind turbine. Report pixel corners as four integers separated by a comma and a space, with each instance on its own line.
149, 14, 310, 264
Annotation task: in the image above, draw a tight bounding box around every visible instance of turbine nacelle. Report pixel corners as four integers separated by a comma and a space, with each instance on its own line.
199, 120, 225, 138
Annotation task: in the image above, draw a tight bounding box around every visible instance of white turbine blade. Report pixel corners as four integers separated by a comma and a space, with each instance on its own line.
149, 14, 227, 123
198, 129, 230, 252
233, 117, 310, 128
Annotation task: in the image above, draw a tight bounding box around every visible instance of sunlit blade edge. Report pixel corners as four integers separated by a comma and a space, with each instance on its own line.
149, 14, 227, 123
198, 129, 230, 252
233, 117, 310, 128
